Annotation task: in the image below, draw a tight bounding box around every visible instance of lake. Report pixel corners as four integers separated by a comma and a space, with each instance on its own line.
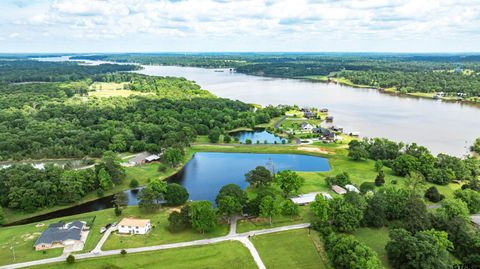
7, 152, 329, 225
168, 152, 330, 202
136, 65, 480, 157
230, 129, 285, 144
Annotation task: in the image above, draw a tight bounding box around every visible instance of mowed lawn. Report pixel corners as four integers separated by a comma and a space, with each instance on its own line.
251, 229, 329, 269
102, 207, 229, 250
29, 241, 256, 269
237, 206, 312, 233
353, 227, 392, 269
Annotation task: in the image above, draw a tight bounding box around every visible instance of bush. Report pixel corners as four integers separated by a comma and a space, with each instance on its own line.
223, 135, 232, 143
120, 249, 127, 256
66, 254, 75, 264
157, 163, 168, 173
375, 170, 385, 186
360, 182, 375, 194
325, 172, 351, 187
129, 179, 139, 188
245, 139, 252, 144
424, 186, 444, 203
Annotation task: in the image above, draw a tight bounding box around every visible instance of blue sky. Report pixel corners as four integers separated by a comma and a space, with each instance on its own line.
1, 0, 480, 53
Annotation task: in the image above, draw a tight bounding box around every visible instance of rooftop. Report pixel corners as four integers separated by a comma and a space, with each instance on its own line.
119, 218, 151, 227
34, 221, 85, 246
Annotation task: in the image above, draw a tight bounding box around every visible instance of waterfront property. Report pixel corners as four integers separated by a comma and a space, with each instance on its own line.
34, 221, 88, 251
118, 218, 152, 235
290, 192, 332, 205
128, 152, 161, 166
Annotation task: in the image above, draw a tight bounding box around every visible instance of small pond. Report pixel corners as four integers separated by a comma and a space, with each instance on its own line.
7, 152, 329, 226
230, 129, 286, 144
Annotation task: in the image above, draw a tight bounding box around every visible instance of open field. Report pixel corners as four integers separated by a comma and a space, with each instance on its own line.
237, 206, 312, 233
29, 241, 255, 269
88, 82, 148, 98
353, 227, 391, 269
252, 229, 329, 269
102, 207, 229, 250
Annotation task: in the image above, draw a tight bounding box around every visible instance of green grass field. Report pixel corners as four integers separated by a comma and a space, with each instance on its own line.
252, 229, 329, 269
29, 241, 256, 269
237, 206, 311, 233
102, 207, 228, 250
353, 227, 391, 269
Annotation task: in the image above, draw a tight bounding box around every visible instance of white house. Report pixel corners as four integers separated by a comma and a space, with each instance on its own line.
345, 184, 360, 193
118, 218, 152, 235
301, 122, 314, 131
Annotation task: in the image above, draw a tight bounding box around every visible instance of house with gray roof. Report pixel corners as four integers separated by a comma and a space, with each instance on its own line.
34, 221, 87, 251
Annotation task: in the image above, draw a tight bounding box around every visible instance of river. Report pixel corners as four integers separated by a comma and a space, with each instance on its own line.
135, 65, 479, 157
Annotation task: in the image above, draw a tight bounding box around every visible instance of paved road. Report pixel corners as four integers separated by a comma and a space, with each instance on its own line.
1, 223, 310, 269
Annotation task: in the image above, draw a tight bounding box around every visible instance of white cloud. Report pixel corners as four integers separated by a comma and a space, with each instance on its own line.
0, 0, 480, 52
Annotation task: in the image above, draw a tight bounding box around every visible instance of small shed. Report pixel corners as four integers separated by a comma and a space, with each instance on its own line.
345, 184, 360, 193
145, 154, 161, 163
331, 185, 347, 195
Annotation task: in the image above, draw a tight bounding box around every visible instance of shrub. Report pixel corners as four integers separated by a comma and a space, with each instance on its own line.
223, 135, 232, 143
375, 170, 385, 186
424, 186, 444, 203
120, 249, 127, 256
157, 163, 167, 173
66, 254, 75, 264
360, 182, 375, 194
129, 179, 139, 188
325, 172, 351, 187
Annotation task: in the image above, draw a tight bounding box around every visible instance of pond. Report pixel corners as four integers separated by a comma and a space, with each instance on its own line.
230, 129, 285, 144
7, 152, 329, 226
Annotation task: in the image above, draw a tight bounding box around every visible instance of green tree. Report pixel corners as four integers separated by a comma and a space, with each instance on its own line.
275, 170, 304, 197
386, 228, 453, 269
167, 205, 191, 232
98, 167, 113, 191
66, 254, 75, 264
424, 186, 444, 203
454, 189, 480, 214
0, 206, 5, 226
97, 151, 126, 184
392, 154, 419, 177
402, 196, 431, 233
360, 182, 375, 194
329, 198, 363, 233
217, 195, 242, 222
147, 178, 167, 204
374, 160, 383, 172
208, 129, 221, 143
109, 134, 127, 152
281, 199, 299, 219
215, 184, 247, 207
245, 166, 273, 188
259, 196, 280, 225
363, 193, 387, 228
189, 201, 217, 233
374, 170, 385, 186
310, 194, 329, 224
326, 234, 383, 269
129, 179, 139, 188
223, 135, 232, 143
162, 148, 184, 167
165, 183, 189, 206
436, 198, 470, 222
348, 140, 369, 161
138, 188, 160, 213
113, 192, 129, 208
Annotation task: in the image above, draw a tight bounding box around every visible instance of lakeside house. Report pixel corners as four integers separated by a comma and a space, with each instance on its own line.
303, 111, 316, 119
128, 152, 162, 166
345, 184, 360, 193
34, 221, 88, 251
301, 122, 314, 131
326, 116, 334, 122
118, 218, 152, 235
331, 185, 347, 195
319, 108, 328, 113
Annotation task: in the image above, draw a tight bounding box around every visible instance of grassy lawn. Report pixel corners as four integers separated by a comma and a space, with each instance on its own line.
251, 229, 329, 269
30, 241, 255, 269
89, 82, 149, 98
301, 75, 329, 82
237, 206, 311, 233
353, 227, 391, 269
103, 207, 228, 251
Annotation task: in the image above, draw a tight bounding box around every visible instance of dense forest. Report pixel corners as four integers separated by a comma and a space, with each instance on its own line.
71, 53, 480, 96
0, 60, 284, 160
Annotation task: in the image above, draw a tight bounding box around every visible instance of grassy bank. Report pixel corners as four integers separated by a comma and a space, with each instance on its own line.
252, 229, 330, 269
237, 206, 312, 233
30, 241, 255, 269
353, 227, 392, 269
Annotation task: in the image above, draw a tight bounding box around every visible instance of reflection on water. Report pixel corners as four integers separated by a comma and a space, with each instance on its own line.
137, 65, 480, 156
230, 129, 285, 144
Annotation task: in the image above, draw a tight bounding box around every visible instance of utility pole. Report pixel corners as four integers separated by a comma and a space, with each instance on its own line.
10, 244, 16, 262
